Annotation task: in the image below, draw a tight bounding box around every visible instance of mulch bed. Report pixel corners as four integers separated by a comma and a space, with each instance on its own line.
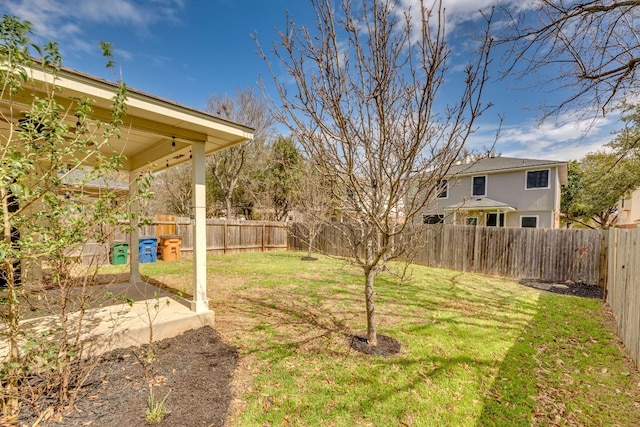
349, 334, 401, 356
17, 327, 237, 427
519, 279, 605, 299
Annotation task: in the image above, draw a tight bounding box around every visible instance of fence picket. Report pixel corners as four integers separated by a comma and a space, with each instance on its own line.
288, 223, 607, 284
104, 218, 288, 256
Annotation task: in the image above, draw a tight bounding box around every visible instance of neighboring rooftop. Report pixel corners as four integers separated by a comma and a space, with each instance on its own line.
448, 156, 567, 176
444, 197, 516, 211
61, 169, 129, 193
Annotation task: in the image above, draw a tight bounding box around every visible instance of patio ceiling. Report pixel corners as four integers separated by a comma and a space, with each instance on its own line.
0, 64, 254, 172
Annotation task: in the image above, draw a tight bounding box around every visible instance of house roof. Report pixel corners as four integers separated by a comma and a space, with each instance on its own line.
444, 197, 516, 211
60, 169, 129, 196
0, 62, 254, 172
448, 156, 568, 182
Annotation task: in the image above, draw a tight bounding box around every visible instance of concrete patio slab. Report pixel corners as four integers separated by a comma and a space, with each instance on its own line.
0, 283, 214, 360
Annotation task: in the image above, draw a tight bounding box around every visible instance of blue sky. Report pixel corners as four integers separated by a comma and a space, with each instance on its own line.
1, 0, 620, 161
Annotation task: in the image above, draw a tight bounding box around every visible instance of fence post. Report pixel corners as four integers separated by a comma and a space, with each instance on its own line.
223, 221, 227, 254
473, 225, 481, 273
599, 230, 608, 292
608, 228, 618, 305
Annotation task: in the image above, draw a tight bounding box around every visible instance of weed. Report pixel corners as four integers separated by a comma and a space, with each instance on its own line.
145, 387, 170, 424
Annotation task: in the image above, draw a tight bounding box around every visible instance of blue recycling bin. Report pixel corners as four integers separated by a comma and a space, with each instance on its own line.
138, 236, 158, 263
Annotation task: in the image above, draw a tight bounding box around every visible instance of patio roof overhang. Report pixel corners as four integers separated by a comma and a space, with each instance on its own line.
444, 197, 516, 212
1, 63, 255, 314
0, 64, 254, 172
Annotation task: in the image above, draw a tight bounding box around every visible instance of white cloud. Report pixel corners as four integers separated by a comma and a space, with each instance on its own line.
4, 0, 184, 49
4, 0, 78, 39
114, 48, 135, 62
397, 0, 536, 32
468, 110, 619, 161
74, 0, 148, 26
67, 37, 95, 55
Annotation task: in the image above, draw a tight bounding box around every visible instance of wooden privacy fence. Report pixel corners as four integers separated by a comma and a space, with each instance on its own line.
289, 223, 607, 286
128, 217, 288, 254
181, 219, 289, 254
413, 225, 607, 286
606, 228, 640, 368
82, 218, 640, 367
79, 217, 288, 263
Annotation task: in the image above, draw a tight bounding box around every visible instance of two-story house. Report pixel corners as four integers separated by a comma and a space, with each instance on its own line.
616, 187, 640, 228
422, 156, 568, 228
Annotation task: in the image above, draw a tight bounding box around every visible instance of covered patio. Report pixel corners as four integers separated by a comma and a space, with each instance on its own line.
445, 197, 516, 226
0, 64, 254, 320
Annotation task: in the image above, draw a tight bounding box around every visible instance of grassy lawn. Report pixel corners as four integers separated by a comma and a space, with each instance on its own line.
123, 251, 640, 426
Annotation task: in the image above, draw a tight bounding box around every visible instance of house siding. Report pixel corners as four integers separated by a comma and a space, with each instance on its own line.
616, 187, 640, 228
424, 161, 564, 229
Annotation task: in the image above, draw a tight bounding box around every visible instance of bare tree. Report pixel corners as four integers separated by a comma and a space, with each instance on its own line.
502, 0, 640, 118
294, 161, 340, 259
205, 88, 275, 219
256, 0, 494, 346
150, 164, 193, 216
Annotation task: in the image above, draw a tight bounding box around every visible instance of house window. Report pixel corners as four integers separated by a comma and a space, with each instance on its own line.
437, 180, 448, 199
472, 176, 486, 196
526, 169, 549, 189
423, 214, 444, 224
466, 217, 478, 226
486, 213, 505, 227
521, 215, 538, 228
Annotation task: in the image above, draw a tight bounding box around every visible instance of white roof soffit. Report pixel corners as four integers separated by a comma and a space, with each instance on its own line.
444, 197, 516, 212
3, 64, 254, 172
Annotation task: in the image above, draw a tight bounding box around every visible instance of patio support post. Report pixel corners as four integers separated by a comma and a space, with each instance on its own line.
129, 171, 141, 284
191, 141, 209, 313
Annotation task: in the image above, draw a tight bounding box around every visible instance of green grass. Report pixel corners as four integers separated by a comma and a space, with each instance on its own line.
108, 251, 640, 426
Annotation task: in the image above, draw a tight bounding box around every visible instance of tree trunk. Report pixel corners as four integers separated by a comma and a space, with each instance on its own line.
364, 268, 377, 346
306, 232, 313, 258
225, 196, 233, 220
1, 189, 20, 418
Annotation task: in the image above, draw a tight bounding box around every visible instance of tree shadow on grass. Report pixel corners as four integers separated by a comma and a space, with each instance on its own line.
475, 327, 538, 427
229, 294, 355, 349
476, 293, 640, 427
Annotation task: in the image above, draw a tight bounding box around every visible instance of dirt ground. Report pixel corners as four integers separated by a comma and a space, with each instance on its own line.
17, 327, 237, 427
15, 329, 400, 427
